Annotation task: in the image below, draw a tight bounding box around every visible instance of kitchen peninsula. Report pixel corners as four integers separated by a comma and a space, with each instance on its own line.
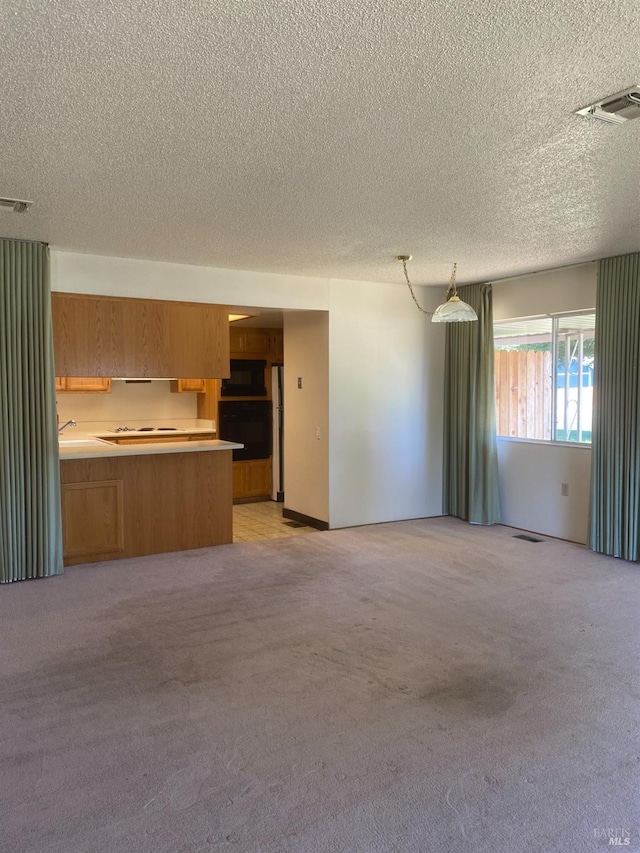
59, 431, 242, 566
52, 292, 244, 566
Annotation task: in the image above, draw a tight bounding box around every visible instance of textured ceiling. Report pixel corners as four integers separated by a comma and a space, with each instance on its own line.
1, 0, 639, 286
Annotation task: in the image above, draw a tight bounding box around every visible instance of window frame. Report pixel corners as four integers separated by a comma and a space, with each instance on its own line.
494, 309, 596, 446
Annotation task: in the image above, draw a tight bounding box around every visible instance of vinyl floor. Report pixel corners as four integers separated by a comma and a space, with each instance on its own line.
233, 500, 316, 542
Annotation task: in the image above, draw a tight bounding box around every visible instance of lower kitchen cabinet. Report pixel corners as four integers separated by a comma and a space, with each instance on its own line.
60, 449, 233, 565
233, 458, 272, 501
61, 479, 125, 559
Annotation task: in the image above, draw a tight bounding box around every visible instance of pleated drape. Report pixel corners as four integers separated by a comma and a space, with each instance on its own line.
443, 282, 501, 525
588, 253, 640, 561
0, 238, 63, 582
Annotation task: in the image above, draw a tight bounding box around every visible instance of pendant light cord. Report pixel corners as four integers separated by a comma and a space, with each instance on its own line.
400, 259, 459, 313
400, 258, 434, 317
446, 263, 458, 298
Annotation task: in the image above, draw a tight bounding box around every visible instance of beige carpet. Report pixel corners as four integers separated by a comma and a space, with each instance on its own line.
1, 517, 638, 852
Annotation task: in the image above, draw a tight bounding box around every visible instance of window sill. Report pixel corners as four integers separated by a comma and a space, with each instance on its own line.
497, 436, 592, 449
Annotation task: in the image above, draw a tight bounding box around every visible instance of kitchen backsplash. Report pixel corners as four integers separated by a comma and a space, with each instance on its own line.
56, 380, 197, 426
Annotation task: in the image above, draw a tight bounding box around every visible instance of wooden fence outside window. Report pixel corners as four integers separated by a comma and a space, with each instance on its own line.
494, 349, 552, 439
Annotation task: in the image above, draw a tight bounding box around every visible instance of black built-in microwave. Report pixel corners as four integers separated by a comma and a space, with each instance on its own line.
220, 359, 267, 397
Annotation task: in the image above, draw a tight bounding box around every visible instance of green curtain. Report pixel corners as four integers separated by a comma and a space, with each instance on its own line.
0, 239, 63, 582
443, 281, 501, 524
588, 253, 640, 561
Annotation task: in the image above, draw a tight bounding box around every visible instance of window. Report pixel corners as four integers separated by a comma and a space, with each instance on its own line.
494, 312, 595, 443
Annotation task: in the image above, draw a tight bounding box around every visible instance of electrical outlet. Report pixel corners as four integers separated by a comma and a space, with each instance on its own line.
561, 483, 569, 497
297, 377, 303, 389
316, 427, 321, 440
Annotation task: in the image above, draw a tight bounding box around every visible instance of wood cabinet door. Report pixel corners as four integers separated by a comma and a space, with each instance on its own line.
271, 331, 283, 361
61, 479, 125, 558
52, 292, 230, 378
229, 327, 271, 355
171, 378, 207, 393
245, 459, 272, 496
62, 377, 112, 392
229, 328, 246, 354
233, 459, 272, 499
244, 330, 271, 354
232, 463, 246, 497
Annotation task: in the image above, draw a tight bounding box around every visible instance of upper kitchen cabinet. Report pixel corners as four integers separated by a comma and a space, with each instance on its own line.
229, 327, 283, 360
52, 293, 231, 379
170, 378, 207, 393
229, 327, 270, 356
57, 377, 112, 393
271, 330, 283, 361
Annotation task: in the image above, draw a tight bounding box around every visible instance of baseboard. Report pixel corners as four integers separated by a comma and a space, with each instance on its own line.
282, 508, 329, 531
499, 522, 586, 547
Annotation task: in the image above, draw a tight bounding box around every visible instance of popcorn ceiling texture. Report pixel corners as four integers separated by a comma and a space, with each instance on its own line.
1, 0, 639, 285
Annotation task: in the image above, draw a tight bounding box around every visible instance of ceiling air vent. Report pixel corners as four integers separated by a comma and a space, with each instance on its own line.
576, 85, 640, 124
0, 196, 32, 213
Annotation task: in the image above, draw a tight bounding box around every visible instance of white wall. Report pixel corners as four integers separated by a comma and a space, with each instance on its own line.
51, 251, 329, 310
51, 250, 446, 530
492, 262, 597, 542
328, 279, 445, 528
283, 312, 330, 523
497, 440, 591, 543
493, 262, 597, 321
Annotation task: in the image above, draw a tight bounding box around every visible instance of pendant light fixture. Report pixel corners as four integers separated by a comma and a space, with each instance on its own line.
397, 255, 478, 322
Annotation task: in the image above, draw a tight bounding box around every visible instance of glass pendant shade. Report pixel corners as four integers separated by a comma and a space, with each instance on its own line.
431, 294, 478, 323
397, 255, 478, 323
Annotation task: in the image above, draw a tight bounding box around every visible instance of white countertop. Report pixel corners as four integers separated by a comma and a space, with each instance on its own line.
59, 432, 243, 460
93, 426, 218, 439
